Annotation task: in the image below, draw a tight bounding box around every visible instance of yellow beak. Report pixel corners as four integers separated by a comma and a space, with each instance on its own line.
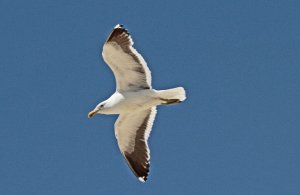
88, 110, 98, 118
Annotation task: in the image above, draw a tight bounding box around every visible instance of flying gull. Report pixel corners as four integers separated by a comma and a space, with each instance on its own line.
88, 24, 186, 182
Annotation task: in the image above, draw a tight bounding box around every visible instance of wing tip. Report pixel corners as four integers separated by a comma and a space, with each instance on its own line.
138, 176, 147, 183
105, 24, 131, 43
114, 24, 124, 29
123, 151, 150, 183
113, 24, 130, 35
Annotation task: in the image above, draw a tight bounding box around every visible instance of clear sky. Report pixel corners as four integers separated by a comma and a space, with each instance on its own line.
1, 0, 300, 194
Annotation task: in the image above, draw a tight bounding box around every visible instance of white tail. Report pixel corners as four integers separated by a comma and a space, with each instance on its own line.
157, 87, 186, 102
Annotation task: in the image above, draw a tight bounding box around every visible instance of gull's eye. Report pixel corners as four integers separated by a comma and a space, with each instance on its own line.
100, 104, 104, 108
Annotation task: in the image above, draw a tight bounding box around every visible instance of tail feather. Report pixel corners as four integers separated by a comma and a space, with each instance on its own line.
157, 87, 186, 104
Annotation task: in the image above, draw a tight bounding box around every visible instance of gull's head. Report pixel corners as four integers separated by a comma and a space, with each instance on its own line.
88, 101, 107, 118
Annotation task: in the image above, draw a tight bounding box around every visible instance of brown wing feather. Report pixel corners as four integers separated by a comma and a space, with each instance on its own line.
115, 107, 157, 182
102, 25, 152, 92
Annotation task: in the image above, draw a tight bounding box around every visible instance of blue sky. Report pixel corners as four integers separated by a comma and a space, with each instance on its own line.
1, 0, 300, 194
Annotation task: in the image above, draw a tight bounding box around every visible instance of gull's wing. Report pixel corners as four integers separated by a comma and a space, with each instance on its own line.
102, 24, 152, 92
114, 107, 157, 182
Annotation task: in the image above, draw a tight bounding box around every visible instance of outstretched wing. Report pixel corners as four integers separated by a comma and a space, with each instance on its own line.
114, 107, 157, 182
102, 24, 152, 92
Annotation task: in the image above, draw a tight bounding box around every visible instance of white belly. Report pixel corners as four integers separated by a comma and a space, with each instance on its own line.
103, 89, 160, 114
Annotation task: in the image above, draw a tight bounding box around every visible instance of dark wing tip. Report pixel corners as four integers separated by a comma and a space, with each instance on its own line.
106, 24, 131, 43
124, 152, 150, 182
114, 24, 124, 29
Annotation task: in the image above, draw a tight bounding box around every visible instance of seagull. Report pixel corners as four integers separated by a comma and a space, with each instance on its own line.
88, 24, 186, 182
